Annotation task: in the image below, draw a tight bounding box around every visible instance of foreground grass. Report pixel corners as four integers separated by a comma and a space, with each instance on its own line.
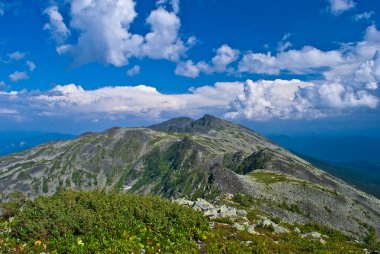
0, 190, 378, 253
203, 224, 366, 254
0, 190, 208, 253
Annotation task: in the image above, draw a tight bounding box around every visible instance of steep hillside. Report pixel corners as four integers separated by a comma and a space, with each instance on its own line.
0, 115, 379, 240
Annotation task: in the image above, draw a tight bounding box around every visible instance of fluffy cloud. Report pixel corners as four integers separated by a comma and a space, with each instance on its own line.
43, 0, 189, 66
327, 0, 355, 15
175, 60, 209, 78
175, 44, 239, 78
1, 77, 377, 122
26, 61, 36, 72
277, 33, 292, 52
238, 46, 343, 75
211, 45, 240, 72
157, 0, 180, 14
9, 71, 29, 82
319, 82, 377, 109
322, 26, 380, 88
32, 82, 243, 118
227, 79, 378, 120
354, 11, 374, 22
237, 25, 380, 102
177, 25, 380, 88
8, 51, 26, 61
44, 6, 70, 44
142, 7, 185, 61
126, 65, 140, 76
0, 108, 18, 114
226, 80, 315, 120
66, 0, 140, 66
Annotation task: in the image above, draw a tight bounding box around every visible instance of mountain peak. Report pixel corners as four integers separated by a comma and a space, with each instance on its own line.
198, 114, 223, 123
148, 114, 226, 133
148, 116, 194, 132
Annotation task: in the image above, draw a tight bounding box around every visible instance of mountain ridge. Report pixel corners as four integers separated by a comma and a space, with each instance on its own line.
0, 114, 379, 239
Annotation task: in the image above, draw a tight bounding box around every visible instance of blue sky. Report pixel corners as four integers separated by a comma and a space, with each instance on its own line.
0, 0, 380, 135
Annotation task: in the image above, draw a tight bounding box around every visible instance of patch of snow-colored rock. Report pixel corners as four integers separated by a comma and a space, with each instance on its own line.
174, 198, 295, 236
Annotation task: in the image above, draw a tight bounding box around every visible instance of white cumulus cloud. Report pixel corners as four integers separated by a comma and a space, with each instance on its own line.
9, 71, 29, 82
43, 0, 190, 67
175, 60, 209, 78
126, 65, 140, 76
238, 46, 343, 75
32, 82, 243, 118
277, 33, 292, 52
142, 7, 185, 61
227, 79, 378, 120
327, 0, 355, 15
44, 6, 70, 44
211, 44, 240, 72
226, 79, 315, 120
26, 61, 36, 71
175, 44, 239, 78
354, 11, 374, 22
8, 51, 26, 61
0, 78, 377, 122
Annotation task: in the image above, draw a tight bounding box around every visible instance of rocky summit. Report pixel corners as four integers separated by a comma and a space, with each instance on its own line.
0, 114, 379, 239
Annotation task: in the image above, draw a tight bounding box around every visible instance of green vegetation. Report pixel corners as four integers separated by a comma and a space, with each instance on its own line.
0, 190, 208, 253
279, 201, 302, 214
364, 226, 380, 252
235, 149, 272, 175
131, 137, 211, 199
42, 177, 49, 193
232, 193, 256, 208
0, 191, 378, 253
148, 135, 169, 145
222, 151, 244, 171
202, 224, 366, 254
210, 217, 234, 225
250, 171, 293, 185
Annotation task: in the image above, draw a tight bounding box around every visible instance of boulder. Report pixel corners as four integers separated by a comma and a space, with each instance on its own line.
204, 208, 220, 218
237, 209, 248, 217
233, 223, 246, 231
174, 198, 194, 207
193, 198, 214, 211
293, 227, 301, 234
301, 232, 322, 239
273, 225, 289, 234
259, 217, 289, 234
220, 206, 238, 218
247, 225, 255, 234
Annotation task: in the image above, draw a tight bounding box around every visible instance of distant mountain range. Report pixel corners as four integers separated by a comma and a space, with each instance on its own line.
269, 135, 380, 198
0, 115, 379, 239
0, 131, 75, 156
268, 134, 380, 164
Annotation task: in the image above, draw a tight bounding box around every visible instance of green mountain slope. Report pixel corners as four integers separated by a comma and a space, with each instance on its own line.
0, 115, 379, 239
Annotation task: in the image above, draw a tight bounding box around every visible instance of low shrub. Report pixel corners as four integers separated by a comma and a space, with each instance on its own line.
1, 190, 209, 253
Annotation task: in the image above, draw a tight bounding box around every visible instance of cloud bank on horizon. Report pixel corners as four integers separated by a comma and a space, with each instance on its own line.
0, 0, 379, 125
